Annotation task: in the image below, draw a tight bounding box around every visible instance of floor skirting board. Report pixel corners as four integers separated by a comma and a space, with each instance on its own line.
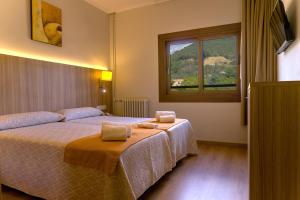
197, 140, 247, 148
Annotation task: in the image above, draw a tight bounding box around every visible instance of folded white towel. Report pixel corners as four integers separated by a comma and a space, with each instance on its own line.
102, 121, 132, 137
101, 124, 128, 141
136, 122, 159, 129
155, 111, 176, 121
158, 115, 175, 123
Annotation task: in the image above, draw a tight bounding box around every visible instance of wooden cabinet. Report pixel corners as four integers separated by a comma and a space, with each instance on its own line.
249, 82, 300, 200
0, 182, 2, 200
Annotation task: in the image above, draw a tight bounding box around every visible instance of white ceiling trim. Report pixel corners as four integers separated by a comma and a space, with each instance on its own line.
85, 0, 111, 13
115, 0, 172, 13
85, 0, 173, 13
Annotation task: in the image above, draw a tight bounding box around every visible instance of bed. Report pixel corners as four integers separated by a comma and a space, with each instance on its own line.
67, 115, 198, 167
0, 55, 176, 200
0, 121, 172, 200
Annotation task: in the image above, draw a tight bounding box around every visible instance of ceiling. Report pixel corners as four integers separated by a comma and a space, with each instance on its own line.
85, 0, 173, 13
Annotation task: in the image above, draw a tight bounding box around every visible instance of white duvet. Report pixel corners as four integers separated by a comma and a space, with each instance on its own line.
69, 116, 198, 167
0, 122, 172, 200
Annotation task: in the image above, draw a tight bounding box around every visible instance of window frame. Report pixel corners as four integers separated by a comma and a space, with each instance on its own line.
158, 23, 241, 102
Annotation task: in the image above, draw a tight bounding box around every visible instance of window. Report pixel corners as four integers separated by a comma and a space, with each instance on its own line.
158, 23, 241, 102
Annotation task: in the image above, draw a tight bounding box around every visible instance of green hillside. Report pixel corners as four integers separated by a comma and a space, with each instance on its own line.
203, 37, 237, 60
170, 43, 198, 80
170, 37, 238, 90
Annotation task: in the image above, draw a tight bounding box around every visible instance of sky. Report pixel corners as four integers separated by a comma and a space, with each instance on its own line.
170, 42, 193, 54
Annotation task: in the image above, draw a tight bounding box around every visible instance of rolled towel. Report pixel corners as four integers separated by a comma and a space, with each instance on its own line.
155, 111, 176, 121
102, 121, 132, 137
136, 122, 159, 129
101, 124, 128, 141
158, 115, 175, 123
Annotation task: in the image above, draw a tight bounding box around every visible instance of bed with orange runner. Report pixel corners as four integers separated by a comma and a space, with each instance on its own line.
0, 122, 172, 200
67, 116, 199, 167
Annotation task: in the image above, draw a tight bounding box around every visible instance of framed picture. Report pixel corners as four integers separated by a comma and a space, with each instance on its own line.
31, 0, 62, 47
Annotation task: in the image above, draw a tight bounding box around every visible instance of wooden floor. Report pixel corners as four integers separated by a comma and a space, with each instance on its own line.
1, 144, 248, 200
140, 144, 248, 200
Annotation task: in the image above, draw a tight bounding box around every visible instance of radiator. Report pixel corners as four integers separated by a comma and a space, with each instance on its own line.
114, 98, 149, 117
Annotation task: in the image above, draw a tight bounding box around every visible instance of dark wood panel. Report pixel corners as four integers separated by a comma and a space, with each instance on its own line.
0, 54, 111, 115
249, 81, 300, 200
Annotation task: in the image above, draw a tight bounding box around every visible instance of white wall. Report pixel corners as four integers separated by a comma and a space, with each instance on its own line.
0, 0, 109, 69
278, 0, 300, 80
115, 0, 247, 143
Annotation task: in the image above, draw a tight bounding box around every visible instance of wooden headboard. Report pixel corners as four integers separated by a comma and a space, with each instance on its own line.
0, 54, 109, 115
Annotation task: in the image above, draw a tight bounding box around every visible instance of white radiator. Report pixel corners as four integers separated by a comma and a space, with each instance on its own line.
114, 98, 149, 117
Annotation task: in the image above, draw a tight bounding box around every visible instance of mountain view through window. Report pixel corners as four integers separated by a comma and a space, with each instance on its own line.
169, 41, 199, 91
203, 36, 238, 90
168, 36, 238, 91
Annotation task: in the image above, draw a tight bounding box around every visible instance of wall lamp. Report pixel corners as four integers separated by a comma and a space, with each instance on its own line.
100, 71, 112, 94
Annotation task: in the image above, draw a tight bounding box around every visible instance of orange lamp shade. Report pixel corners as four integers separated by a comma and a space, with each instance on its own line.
101, 71, 112, 81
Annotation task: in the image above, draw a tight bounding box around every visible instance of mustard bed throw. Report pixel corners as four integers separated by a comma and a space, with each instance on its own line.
149, 118, 187, 131
64, 128, 163, 175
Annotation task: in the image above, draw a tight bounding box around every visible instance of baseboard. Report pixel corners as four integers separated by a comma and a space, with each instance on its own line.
197, 140, 247, 148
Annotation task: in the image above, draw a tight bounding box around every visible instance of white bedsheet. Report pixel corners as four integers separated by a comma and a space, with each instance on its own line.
69, 116, 198, 167
0, 122, 172, 200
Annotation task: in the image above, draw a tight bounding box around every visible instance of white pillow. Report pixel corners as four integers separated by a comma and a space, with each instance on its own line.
58, 107, 103, 121
0, 111, 64, 131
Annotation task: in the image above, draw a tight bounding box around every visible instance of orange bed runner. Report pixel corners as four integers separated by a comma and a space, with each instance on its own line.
64, 128, 163, 175
149, 118, 187, 131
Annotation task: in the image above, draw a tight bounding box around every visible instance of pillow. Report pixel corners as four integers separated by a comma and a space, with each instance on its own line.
0, 111, 65, 131
58, 107, 103, 121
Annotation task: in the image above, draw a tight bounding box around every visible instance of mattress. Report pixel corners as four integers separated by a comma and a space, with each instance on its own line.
69, 116, 198, 167
0, 122, 172, 200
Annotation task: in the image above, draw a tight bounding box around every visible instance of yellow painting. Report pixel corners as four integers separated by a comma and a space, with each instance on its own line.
31, 0, 62, 47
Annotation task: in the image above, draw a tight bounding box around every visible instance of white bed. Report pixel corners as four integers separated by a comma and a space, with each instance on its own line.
68, 116, 198, 167
0, 122, 172, 200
